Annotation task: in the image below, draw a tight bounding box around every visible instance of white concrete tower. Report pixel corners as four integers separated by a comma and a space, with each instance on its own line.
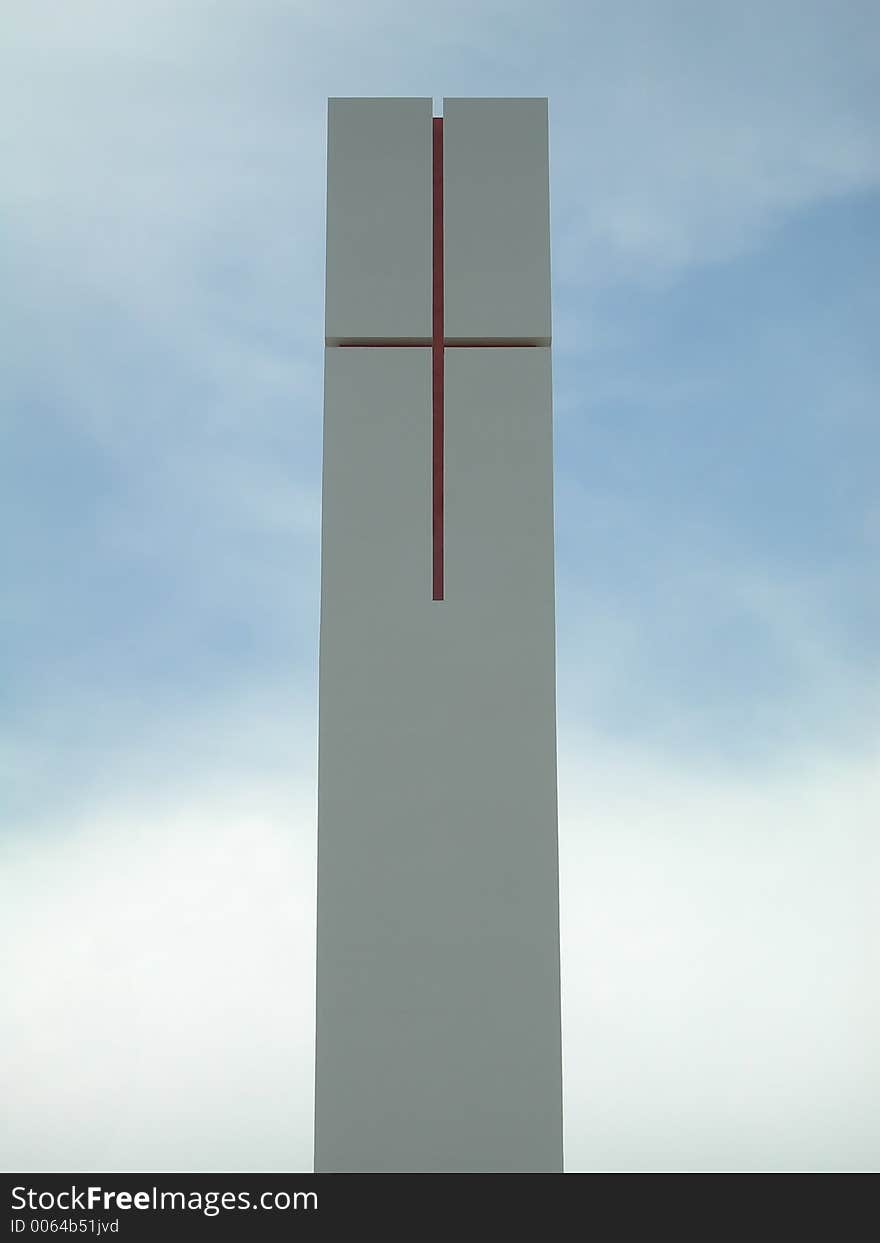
315, 97, 562, 1173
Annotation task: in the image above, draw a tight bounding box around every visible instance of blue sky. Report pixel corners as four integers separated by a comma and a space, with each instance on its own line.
2, 0, 878, 1171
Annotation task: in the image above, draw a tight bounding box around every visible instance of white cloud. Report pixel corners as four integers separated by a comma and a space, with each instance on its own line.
559, 736, 880, 1171
2, 737, 876, 1171
1, 777, 317, 1172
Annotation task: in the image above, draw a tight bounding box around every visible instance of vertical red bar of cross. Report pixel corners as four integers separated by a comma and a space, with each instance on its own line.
432, 117, 444, 602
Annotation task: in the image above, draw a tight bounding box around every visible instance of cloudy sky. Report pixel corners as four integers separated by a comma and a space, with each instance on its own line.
2, 0, 878, 1172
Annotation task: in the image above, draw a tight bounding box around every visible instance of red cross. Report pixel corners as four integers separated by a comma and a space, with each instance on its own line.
338, 117, 542, 601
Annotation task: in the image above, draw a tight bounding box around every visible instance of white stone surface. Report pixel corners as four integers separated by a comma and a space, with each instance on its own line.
316, 98, 561, 1173
315, 347, 562, 1172
443, 98, 551, 342
324, 98, 432, 343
